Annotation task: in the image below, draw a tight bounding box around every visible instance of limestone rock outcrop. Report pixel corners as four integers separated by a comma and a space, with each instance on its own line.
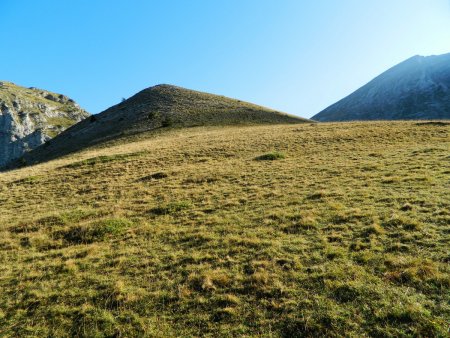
0, 81, 89, 167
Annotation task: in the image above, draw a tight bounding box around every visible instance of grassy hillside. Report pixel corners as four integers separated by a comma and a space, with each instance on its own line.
15, 85, 308, 168
0, 121, 449, 337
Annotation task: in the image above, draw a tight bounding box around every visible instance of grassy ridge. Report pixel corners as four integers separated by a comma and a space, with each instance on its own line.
16, 85, 308, 169
0, 122, 449, 336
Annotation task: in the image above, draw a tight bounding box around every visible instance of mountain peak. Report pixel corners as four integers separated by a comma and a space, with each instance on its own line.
312, 52, 450, 121
143, 84, 180, 92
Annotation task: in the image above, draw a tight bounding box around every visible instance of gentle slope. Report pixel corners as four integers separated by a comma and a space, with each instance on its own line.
0, 121, 449, 336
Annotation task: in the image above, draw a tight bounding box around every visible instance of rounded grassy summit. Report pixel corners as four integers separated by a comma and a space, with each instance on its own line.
15, 84, 309, 167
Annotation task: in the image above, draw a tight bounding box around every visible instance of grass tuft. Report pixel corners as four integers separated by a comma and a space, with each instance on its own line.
150, 201, 192, 215
58, 218, 132, 244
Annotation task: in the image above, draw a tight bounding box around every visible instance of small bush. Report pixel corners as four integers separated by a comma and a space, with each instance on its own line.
161, 115, 174, 127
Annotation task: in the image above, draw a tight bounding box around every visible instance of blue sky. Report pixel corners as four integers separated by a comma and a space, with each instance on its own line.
1, 0, 450, 118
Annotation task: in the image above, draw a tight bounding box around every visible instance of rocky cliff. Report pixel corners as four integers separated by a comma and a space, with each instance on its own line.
0, 81, 89, 167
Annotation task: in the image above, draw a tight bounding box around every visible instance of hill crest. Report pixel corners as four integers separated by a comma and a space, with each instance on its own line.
9, 84, 309, 169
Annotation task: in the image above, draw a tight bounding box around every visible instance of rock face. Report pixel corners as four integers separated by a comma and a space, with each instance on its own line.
14, 84, 310, 167
313, 53, 450, 121
0, 81, 89, 167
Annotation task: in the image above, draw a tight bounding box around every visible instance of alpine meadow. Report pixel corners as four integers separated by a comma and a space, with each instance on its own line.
0, 120, 449, 336
1, 1, 450, 337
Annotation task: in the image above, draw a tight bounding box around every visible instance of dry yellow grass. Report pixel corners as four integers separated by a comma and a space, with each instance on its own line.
0, 121, 449, 336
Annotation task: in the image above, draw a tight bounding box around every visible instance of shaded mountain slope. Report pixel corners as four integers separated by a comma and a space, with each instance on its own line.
13, 84, 309, 168
313, 53, 450, 121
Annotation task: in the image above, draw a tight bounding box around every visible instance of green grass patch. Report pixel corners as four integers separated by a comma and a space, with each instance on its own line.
12, 175, 41, 185
58, 218, 133, 244
46, 116, 77, 129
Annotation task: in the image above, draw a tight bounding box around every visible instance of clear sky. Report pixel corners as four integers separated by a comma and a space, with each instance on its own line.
1, 0, 450, 118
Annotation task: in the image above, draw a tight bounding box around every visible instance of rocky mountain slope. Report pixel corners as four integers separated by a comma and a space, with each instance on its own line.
0, 81, 89, 167
12, 84, 309, 168
313, 53, 450, 121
